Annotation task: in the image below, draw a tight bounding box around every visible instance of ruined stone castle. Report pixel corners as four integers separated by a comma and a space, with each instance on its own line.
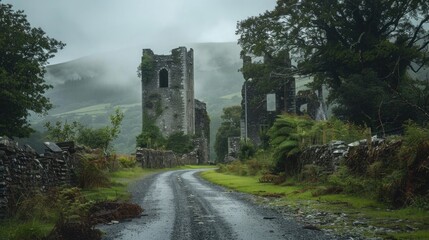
140, 47, 209, 163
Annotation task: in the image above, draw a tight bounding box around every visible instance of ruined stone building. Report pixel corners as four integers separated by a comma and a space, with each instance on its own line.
241, 51, 328, 146
240, 52, 296, 146
140, 47, 209, 163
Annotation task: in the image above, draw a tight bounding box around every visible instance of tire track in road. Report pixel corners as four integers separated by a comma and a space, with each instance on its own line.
101, 171, 176, 240
101, 169, 331, 240
171, 171, 233, 240
179, 170, 328, 240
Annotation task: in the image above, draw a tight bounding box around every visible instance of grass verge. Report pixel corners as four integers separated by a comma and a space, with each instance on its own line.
200, 170, 429, 240
82, 165, 215, 201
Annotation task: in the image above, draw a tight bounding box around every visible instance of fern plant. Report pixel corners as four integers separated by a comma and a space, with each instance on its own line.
268, 114, 314, 173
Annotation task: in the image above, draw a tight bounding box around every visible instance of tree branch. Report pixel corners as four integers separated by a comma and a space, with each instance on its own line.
408, 15, 429, 47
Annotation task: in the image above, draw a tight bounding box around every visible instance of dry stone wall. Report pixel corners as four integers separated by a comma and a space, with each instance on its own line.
0, 137, 77, 219
136, 139, 207, 168
298, 141, 348, 173
136, 148, 178, 168
297, 137, 387, 173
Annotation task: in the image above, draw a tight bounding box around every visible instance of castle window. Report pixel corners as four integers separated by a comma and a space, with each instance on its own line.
159, 69, 169, 88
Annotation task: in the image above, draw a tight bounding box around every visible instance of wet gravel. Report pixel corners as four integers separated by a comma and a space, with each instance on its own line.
99, 169, 332, 240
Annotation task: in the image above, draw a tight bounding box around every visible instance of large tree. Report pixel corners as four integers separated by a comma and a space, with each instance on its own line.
0, 3, 65, 137
237, 0, 429, 133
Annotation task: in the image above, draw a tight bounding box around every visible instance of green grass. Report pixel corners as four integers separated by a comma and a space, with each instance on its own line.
82, 167, 160, 201
83, 165, 217, 201
0, 220, 54, 240
176, 164, 218, 170
200, 170, 429, 240
200, 170, 303, 196
392, 230, 429, 240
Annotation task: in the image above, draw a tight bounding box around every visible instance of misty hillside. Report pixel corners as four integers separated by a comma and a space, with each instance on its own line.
30, 42, 244, 156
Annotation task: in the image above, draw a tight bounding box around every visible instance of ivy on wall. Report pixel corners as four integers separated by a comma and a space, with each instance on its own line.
139, 54, 155, 84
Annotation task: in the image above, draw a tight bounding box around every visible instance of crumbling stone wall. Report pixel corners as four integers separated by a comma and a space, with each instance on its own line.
297, 137, 389, 174
194, 100, 210, 163
136, 139, 209, 168
136, 148, 179, 168
298, 141, 348, 173
187, 137, 209, 164
0, 137, 77, 219
223, 137, 241, 162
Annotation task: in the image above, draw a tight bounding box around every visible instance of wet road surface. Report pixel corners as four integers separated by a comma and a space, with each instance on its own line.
100, 169, 330, 240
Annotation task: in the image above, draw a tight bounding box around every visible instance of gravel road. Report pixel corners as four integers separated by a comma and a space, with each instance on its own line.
100, 169, 331, 240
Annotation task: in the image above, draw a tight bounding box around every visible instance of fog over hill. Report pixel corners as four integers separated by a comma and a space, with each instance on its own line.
32, 42, 244, 156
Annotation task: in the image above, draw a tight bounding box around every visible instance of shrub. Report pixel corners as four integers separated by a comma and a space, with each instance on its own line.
338, 122, 429, 207
239, 140, 256, 160
216, 164, 227, 173
218, 161, 248, 176
328, 167, 368, 194
77, 127, 111, 150
398, 122, 429, 204
227, 161, 248, 176
165, 131, 193, 154
298, 164, 323, 182
311, 186, 343, 197
76, 155, 110, 189
246, 159, 261, 176
268, 115, 312, 169
117, 155, 136, 168
14, 192, 58, 222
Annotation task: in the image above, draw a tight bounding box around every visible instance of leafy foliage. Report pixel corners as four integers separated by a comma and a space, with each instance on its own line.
45, 108, 124, 151
136, 122, 165, 149
76, 153, 110, 189
237, 0, 429, 130
398, 122, 429, 205
136, 122, 194, 154
138, 53, 154, 83
268, 114, 313, 173
0, 3, 65, 137
329, 122, 429, 207
165, 131, 193, 154
77, 127, 112, 150
238, 140, 256, 160
214, 106, 242, 162
117, 155, 136, 168
44, 121, 79, 142
268, 114, 368, 173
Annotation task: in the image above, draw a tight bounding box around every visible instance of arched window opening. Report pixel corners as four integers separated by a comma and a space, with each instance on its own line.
159, 69, 169, 88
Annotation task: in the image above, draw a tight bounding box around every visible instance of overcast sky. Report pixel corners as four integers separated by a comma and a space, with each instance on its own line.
4, 0, 276, 64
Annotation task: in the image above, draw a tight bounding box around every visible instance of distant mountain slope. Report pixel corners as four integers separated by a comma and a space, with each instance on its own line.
34, 42, 244, 156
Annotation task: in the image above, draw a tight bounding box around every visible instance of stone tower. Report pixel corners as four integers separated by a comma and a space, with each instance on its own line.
141, 47, 195, 137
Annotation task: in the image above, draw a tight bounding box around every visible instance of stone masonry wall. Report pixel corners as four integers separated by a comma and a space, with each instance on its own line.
136, 139, 208, 168
298, 141, 348, 173
0, 137, 77, 219
297, 137, 386, 174
136, 148, 179, 168
194, 99, 210, 163
142, 47, 195, 136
